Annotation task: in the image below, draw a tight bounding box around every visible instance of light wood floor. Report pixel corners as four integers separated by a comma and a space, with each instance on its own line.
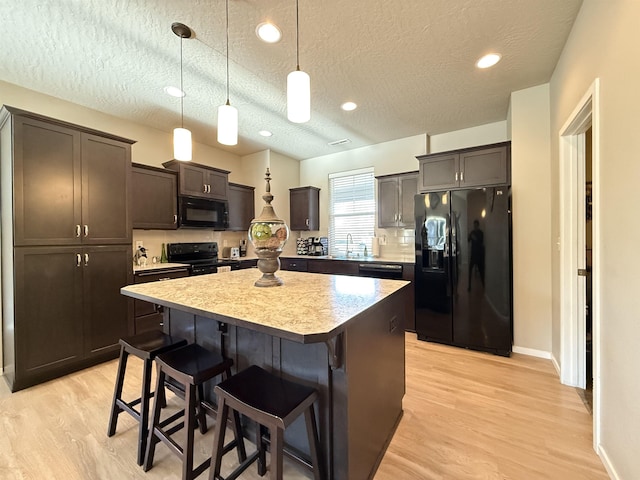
0, 334, 608, 479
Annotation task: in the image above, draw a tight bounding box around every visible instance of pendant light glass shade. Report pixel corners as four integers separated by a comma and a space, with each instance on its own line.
217, 103, 238, 146
287, 69, 310, 123
173, 127, 192, 161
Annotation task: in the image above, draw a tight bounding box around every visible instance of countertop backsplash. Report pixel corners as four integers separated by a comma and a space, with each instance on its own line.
375, 228, 415, 258
132, 229, 298, 264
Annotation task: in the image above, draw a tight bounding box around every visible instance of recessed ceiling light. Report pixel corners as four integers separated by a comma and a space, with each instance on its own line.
256, 22, 282, 43
341, 101, 357, 111
476, 53, 502, 69
259, 130, 273, 137
164, 85, 185, 97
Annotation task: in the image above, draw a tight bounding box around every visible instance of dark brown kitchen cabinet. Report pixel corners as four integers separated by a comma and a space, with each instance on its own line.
133, 267, 189, 334
290, 186, 320, 231
227, 182, 255, 231
377, 171, 417, 228
417, 142, 510, 192
83, 246, 133, 358
9, 245, 133, 391
163, 160, 230, 201
280, 258, 308, 271
402, 264, 415, 332
307, 259, 359, 276
11, 112, 132, 246
132, 164, 178, 229
1, 106, 135, 392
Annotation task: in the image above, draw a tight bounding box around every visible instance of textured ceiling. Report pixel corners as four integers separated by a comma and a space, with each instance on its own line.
1, 0, 582, 160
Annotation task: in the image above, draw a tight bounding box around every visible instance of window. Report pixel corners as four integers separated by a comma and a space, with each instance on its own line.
328, 168, 375, 257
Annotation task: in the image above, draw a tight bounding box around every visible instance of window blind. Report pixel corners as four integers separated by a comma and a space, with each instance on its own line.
328, 168, 375, 257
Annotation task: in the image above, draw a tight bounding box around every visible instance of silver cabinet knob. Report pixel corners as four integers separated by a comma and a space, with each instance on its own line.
76, 225, 81, 237
83, 225, 89, 237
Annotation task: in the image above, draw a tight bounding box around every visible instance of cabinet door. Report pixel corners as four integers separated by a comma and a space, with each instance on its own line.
459, 146, 509, 187
81, 134, 131, 244
307, 259, 358, 275
377, 177, 399, 228
132, 166, 178, 229
402, 265, 415, 331
206, 170, 229, 200
290, 187, 319, 230
13, 116, 82, 246
227, 183, 255, 231
398, 174, 418, 228
280, 258, 308, 271
14, 247, 84, 386
83, 246, 133, 358
418, 153, 459, 192
180, 164, 208, 197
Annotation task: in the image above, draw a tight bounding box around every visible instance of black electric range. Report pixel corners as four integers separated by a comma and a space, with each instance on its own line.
167, 242, 238, 275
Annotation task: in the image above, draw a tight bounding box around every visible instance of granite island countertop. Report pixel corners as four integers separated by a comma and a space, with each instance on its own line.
121, 269, 409, 343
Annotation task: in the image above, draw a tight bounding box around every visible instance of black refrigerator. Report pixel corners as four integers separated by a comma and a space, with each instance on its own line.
414, 187, 512, 356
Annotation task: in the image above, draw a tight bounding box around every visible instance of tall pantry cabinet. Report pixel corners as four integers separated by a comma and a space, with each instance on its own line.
1, 106, 134, 391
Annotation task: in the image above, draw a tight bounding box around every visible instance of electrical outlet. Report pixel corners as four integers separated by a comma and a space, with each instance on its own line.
378, 236, 387, 246
136, 241, 143, 249
223, 240, 228, 247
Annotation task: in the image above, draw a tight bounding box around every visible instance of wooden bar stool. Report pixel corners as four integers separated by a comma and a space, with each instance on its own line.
107, 330, 188, 466
143, 343, 247, 480
209, 365, 324, 480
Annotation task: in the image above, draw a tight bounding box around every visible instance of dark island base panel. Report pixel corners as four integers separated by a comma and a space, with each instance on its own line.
163, 290, 407, 480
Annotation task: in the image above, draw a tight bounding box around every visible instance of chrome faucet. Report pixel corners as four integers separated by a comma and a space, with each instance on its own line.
346, 233, 353, 257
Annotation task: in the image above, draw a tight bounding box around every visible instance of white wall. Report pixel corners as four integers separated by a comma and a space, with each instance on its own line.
264, 151, 300, 256
0, 80, 246, 182
549, 0, 640, 477
429, 121, 508, 153
509, 85, 553, 354
299, 134, 428, 238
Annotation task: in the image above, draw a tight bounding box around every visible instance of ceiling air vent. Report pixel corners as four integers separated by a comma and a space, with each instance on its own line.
328, 138, 351, 146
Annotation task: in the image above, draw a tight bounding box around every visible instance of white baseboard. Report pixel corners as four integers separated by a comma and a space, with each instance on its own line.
598, 444, 620, 480
512, 345, 552, 359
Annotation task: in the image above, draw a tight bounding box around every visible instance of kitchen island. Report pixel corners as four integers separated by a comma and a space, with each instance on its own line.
121, 269, 409, 479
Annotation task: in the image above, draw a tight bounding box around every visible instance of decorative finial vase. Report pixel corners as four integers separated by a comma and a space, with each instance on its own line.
248, 168, 290, 287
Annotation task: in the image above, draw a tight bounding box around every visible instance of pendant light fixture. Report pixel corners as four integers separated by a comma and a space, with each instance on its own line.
287, 0, 310, 123
217, 0, 238, 146
171, 22, 192, 161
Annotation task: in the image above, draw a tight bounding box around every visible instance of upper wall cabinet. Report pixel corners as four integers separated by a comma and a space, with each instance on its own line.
290, 186, 320, 231
132, 164, 178, 230
227, 182, 255, 231
163, 160, 229, 201
417, 142, 511, 192
8, 108, 133, 246
377, 171, 418, 228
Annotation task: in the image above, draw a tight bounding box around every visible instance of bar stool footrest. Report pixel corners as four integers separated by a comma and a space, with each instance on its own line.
214, 450, 260, 480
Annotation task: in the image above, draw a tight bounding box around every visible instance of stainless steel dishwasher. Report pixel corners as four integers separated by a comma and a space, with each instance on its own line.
358, 263, 404, 279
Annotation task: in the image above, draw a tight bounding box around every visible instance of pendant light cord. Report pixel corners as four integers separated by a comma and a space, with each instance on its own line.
180, 35, 184, 128
225, 0, 230, 105
295, 0, 300, 70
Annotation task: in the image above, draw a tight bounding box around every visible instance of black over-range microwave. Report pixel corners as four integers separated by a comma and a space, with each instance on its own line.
178, 196, 229, 229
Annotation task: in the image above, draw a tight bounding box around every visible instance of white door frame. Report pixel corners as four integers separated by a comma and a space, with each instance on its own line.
558, 78, 601, 448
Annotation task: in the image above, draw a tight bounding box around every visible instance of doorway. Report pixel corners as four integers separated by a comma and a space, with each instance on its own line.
559, 79, 601, 448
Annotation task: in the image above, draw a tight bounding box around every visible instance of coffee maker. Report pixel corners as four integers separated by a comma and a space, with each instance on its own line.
239, 239, 247, 257
310, 237, 324, 256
